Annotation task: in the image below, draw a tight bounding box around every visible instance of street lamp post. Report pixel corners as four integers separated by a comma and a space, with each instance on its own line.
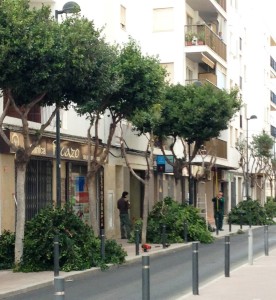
55, 2, 80, 208
246, 115, 257, 199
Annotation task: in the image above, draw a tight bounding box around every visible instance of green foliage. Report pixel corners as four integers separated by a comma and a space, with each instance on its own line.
145, 197, 213, 244
251, 132, 274, 158
264, 200, 276, 219
17, 205, 126, 272
0, 230, 15, 269
228, 200, 275, 225
156, 83, 241, 145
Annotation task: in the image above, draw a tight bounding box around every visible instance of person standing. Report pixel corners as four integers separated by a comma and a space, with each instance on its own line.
117, 191, 131, 239
212, 191, 225, 231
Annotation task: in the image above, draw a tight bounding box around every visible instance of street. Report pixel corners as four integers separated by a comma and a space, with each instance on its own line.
5, 226, 276, 300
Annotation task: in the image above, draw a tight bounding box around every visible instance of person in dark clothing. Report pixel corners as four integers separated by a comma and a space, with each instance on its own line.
212, 191, 225, 231
117, 191, 131, 239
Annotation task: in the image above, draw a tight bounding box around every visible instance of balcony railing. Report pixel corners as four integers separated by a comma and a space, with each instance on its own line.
185, 25, 226, 61
203, 138, 227, 159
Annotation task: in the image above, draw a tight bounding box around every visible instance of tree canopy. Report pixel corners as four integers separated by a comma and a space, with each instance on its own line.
157, 83, 241, 146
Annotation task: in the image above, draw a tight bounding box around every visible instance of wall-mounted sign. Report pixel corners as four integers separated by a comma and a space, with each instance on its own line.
156, 155, 174, 173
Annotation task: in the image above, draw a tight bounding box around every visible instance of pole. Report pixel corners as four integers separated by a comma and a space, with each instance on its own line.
162, 224, 166, 248
100, 228, 105, 260
264, 225, 269, 256
54, 277, 65, 300
192, 242, 199, 295
248, 228, 253, 265
142, 256, 150, 300
56, 109, 61, 208
225, 236, 230, 277
135, 229, 140, 256
183, 220, 188, 243
188, 143, 193, 205
54, 235, 59, 277
246, 118, 249, 199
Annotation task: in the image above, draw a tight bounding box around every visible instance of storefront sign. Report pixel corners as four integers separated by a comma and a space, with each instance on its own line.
5, 131, 102, 162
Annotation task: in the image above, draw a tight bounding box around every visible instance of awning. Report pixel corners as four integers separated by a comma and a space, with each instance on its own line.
201, 53, 215, 69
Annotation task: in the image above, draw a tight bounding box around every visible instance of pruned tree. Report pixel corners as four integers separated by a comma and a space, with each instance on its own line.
0, 0, 112, 264
236, 131, 274, 201
155, 83, 241, 203
75, 39, 166, 235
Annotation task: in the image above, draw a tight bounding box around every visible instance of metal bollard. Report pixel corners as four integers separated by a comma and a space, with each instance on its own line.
228, 219, 232, 232
225, 236, 230, 277
264, 225, 269, 256
192, 242, 199, 295
54, 276, 65, 300
54, 235, 59, 277
135, 229, 140, 256
162, 224, 166, 248
142, 256, 150, 300
184, 220, 188, 243
216, 216, 219, 235
100, 229, 105, 261
248, 228, 253, 265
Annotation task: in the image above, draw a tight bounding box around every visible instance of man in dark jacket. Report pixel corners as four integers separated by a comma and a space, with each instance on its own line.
212, 191, 225, 231
117, 191, 131, 239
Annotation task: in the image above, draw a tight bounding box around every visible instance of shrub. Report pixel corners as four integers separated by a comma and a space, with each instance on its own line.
0, 230, 15, 270
145, 197, 213, 244
17, 205, 126, 272
228, 199, 275, 225
264, 200, 276, 219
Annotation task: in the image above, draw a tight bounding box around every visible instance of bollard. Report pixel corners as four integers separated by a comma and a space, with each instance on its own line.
183, 220, 188, 243
192, 242, 199, 295
264, 225, 269, 256
225, 236, 230, 277
142, 256, 150, 300
248, 228, 253, 265
54, 235, 59, 277
215, 216, 219, 235
162, 224, 166, 249
228, 220, 232, 232
135, 229, 140, 256
100, 229, 105, 261
54, 276, 65, 300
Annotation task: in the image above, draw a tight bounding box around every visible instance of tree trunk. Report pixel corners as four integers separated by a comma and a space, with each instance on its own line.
87, 171, 98, 236
141, 178, 150, 244
14, 162, 27, 265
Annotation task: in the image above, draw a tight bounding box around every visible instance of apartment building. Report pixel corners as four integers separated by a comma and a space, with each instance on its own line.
0, 0, 275, 236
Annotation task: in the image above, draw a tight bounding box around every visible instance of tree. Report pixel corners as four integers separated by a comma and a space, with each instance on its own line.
120, 103, 165, 243
155, 83, 241, 202
75, 39, 166, 235
236, 131, 274, 201
0, 0, 113, 264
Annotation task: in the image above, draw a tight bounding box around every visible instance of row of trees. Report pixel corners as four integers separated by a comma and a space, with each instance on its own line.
0, 0, 241, 264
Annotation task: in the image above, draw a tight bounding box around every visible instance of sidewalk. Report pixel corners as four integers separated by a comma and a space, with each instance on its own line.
0, 224, 272, 299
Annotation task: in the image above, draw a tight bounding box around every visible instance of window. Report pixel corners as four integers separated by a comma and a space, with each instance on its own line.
120, 5, 126, 30
153, 8, 174, 32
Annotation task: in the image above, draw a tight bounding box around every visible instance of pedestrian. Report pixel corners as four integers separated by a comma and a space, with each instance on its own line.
117, 191, 131, 239
212, 191, 225, 231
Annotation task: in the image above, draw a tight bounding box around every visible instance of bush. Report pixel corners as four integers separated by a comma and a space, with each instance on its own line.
145, 197, 213, 244
0, 230, 15, 270
264, 200, 276, 219
16, 205, 126, 272
228, 199, 275, 225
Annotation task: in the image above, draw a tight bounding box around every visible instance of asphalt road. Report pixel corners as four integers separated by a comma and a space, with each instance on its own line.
6, 226, 276, 300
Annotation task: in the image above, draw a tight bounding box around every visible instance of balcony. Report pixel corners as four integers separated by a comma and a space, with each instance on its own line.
204, 138, 227, 159
271, 125, 276, 138
185, 25, 227, 67
271, 56, 276, 78
271, 91, 276, 111
186, 0, 226, 20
